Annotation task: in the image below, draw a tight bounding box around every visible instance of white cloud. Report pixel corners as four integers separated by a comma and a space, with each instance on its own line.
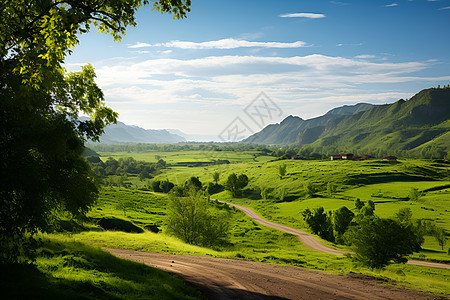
330, 1, 350, 6
90, 54, 449, 134
384, 3, 399, 7
279, 13, 326, 19
355, 54, 376, 59
128, 42, 152, 48
439, 6, 450, 9
128, 38, 308, 49
337, 43, 363, 47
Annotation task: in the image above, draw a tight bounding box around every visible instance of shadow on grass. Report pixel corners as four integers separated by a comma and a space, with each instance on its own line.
0, 239, 201, 300
420, 248, 446, 254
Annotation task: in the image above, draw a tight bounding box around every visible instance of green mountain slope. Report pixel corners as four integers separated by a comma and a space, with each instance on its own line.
244, 103, 374, 144
245, 87, 450, 158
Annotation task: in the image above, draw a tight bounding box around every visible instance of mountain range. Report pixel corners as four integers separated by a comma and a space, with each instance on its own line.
96, 120, 186, 144
244, 87, 450, 157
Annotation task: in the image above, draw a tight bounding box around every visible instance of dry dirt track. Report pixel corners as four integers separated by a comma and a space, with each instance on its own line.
105, 248, 441, 300
105, 202, 448, 299
223, 201, 450, 270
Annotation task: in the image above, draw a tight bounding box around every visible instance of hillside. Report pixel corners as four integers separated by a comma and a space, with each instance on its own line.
244, 87, 450, 158
244, 103, 374, 144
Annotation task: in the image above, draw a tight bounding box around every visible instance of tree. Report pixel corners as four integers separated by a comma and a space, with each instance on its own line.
185, 176, 202, 192
395, 208, 413, 226
278, 188, 287, 202
225, 173, 249, 197
333, 206, 354, 237
159, 179, 175, 193
345, 217, 422, 268
358, 200, 375, 217
327, 182, 336, 197
0, 0, 192, 262
304, 182, 317, 198
431, 226, 447, 250
212, 171, 220, 185
166, 191, 229, 247
278, 164, 287, 179
409, 188, 421, 201
302, 207, 334, 242
354, 198, 364, 211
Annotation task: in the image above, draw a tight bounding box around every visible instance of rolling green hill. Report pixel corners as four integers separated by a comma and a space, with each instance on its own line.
244, 87, 450, 158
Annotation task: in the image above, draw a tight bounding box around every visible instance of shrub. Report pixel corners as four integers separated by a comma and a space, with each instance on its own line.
304, 182, 317, 198
345, 217, 422, 268
225, 173, 249, 197
166, 192, 229, 247
302, 207, 334, 242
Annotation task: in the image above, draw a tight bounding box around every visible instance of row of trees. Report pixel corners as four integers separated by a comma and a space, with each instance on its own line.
87, 156, 167, 180
147, 172, 249, 198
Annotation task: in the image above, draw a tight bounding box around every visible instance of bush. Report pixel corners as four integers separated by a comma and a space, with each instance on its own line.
302, 207, 334, 242
166, 192, 229, 247
304, 182, 317, 198
225, 173, 248, 197
150, 179, 174, 193
345, 217, 422, 268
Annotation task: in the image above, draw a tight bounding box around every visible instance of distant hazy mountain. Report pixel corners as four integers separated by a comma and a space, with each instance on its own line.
167, 129, 221, 142
244, 87, 450, 157
86, 119, 186, 144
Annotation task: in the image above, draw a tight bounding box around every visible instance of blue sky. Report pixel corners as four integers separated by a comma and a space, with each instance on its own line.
66, 0, 450, 138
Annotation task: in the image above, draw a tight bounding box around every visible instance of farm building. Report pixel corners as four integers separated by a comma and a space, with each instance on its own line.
382, 156, 398, 161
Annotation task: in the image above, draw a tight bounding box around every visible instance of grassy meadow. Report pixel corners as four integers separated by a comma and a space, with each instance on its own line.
68, 186, 449, 296
9, 148, 449, 298
96, 148, 450, 262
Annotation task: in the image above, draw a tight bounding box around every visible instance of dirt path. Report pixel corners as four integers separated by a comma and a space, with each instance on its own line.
105, 248, 440, 300
223, 201, 450, 269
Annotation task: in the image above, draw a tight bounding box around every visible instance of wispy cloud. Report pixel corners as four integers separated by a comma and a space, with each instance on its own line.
128, 38, 309, 49
279, 13, 326, 19
355, 54, 376, 59
82, 54, 449, 134
384, 3, 399, 7
439, 6, 450, 9
94, 54, 438, 98
337, 43, 363, 47
330, 1, 350, 6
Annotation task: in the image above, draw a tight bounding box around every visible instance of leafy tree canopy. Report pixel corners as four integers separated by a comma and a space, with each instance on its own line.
345, 216, 422, 268
0, 0, 191, 262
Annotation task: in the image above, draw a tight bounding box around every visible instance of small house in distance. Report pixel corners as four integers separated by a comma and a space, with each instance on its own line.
330, 153, 354, 160
382, 156, 398, 161
330, 153, 372, 161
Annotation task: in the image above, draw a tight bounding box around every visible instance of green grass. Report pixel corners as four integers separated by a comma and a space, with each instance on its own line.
1, 235, 201, 300
32, 153, 450, 297
97, 156, 450, 262
98, 150, 271, 164
61, 187, 450, 296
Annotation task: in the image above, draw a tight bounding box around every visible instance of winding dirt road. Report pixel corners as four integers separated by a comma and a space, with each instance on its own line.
106, 248, 441, 299
104, 202, 448, 299
223, 201, 450, 269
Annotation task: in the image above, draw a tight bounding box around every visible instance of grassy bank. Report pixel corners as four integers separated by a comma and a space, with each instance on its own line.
1, 235, 201, 299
